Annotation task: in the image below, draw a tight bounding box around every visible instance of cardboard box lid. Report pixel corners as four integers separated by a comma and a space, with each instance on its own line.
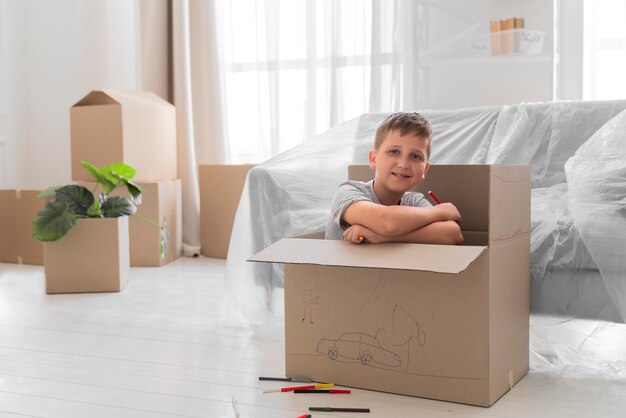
72, 89, 172, 109
249, 238, 487, 274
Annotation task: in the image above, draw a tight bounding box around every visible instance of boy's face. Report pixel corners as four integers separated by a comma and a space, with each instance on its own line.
369, 130, 430, 197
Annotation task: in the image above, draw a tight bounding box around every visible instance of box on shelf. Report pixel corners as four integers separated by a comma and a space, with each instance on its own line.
250, 165, 531, 407
0, 190, 45, 265
70, 89, 177, 182
78, 179, 182, 266
472, 29, 544, 57
199, 164, 255, 259
45, 217, 130, 294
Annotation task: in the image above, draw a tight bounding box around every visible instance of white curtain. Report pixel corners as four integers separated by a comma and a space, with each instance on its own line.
214, 0, 427, 164
172, 0, 228, 254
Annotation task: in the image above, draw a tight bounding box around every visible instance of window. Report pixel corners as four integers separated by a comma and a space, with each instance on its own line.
217, 0, 385, 163
583, 0, 626, 100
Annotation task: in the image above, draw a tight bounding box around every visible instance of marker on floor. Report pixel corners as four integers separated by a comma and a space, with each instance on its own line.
294, 389, 351, 394
259, 376, 312, 383
309, 407, 370, 412
263, 383, 334, 393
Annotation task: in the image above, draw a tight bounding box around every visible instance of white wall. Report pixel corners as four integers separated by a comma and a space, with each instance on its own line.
0, 0, 168, 189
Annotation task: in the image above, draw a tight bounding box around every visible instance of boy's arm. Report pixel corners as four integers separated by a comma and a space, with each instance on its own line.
344, 221, 464, 245
343, 200, 461, 236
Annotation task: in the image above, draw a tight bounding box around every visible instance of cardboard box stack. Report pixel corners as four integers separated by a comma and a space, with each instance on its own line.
198, 164, 255, 259
250, 165, 531, 407
0, 189, 46, 265
69, 89, 182, 267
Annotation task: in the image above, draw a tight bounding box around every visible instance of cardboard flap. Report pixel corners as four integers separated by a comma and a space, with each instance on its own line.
73, 89, 171, 108
249, 238, 487, 274
73, 91, 119, 106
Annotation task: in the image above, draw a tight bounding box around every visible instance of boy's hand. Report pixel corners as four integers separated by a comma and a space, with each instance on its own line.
435, 202, 462, 224
343, 224, 386, 244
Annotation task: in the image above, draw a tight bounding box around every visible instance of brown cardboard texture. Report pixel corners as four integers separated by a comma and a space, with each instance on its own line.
78, 180, 182, 266
249, 165, 531, 407
44, 217, 130, 294
199, 164, 255, 258
70, 89, 177, 182
0, 190, 45, 265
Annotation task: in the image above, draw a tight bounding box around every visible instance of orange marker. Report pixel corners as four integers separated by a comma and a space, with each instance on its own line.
428, 190, 441, 205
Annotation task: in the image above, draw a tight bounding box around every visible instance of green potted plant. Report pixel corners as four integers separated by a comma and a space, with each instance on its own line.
33, 161, 169, 293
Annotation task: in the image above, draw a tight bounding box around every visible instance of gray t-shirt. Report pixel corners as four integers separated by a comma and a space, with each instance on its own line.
325, 180, 432, 240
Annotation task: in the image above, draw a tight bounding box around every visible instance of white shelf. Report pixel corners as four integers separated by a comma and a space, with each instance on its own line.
417, 55, 551, 69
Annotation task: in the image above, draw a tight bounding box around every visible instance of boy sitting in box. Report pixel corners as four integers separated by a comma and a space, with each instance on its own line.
325, 112, 464, 245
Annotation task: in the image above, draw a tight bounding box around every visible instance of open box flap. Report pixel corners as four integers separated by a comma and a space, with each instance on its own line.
73, 89, 170, 108
249, 238, 487, 274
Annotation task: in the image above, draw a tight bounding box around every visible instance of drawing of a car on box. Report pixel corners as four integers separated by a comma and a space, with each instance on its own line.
317, 332, 401, 367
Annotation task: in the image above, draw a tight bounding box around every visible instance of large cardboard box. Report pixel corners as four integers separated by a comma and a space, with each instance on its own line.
78, 180, 182, 266
45, 217, 130, 294
250, 165, 531, 407
0, 190, 45, 265
70, 89, 177, 182
199, 164, 255, 258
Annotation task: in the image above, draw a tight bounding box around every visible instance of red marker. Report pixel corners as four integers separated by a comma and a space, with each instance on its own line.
296, 414, 312, 418
428, 190, 441, 205
263, 383, 334, 393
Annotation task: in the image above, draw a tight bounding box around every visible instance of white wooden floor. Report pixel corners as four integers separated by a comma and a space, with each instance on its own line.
1, 257, 625, 418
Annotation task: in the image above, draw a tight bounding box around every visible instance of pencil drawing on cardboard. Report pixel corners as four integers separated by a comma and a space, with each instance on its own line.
316, 304, 426, 371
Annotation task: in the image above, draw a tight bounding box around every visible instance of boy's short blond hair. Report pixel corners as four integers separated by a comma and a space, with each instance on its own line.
374, 112, 432, 158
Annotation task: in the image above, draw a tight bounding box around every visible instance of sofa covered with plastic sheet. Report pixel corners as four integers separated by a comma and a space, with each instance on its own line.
222, 100, 626, 331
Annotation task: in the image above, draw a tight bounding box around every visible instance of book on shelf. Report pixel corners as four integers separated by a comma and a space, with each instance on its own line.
490, 17, 525, 56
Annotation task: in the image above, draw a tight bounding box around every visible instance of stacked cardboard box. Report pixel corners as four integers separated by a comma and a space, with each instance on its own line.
0, 190, 45, 265
67, 89, 182, 268
198, 164, 255, 259
250, 165, 531, 407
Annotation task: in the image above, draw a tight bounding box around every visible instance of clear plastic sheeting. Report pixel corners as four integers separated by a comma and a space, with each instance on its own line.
530, 315, 626, 379
221, 100, 626, 335
530, 184, 597, 279
565, 109, 626, 323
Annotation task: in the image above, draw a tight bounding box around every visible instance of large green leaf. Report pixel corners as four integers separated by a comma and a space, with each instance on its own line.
103, 163, 136, 181
32, 201, 77, 242
126, 180, 143, 205
101, 196, 136, 217
54, 185, 94, 217
37, 186, 59, 198
81, 160, 116, 193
